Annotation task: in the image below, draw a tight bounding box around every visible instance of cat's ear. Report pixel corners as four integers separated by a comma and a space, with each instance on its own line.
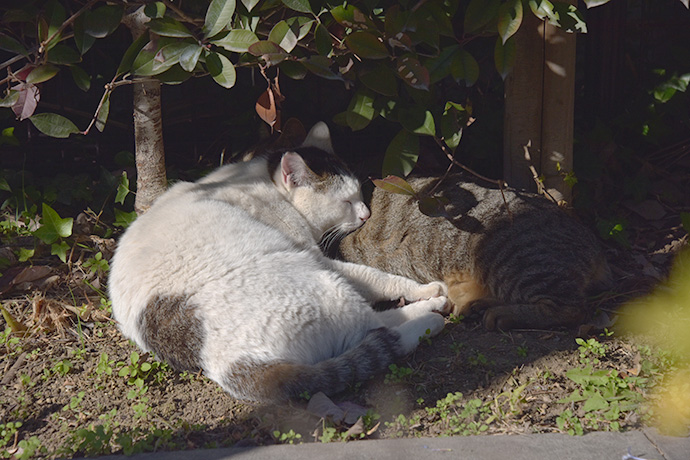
280, 152, 314, 190
301, 121, 334, 154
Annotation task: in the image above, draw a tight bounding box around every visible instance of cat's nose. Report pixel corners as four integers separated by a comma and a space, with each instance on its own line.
359, 206, 370, 222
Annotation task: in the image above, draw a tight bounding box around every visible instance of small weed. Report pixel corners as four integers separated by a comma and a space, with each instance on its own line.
63, 391, 86, 411
576, 337, 608, 364
273, 429, 302, 444
516, 346, 528, 358
117, 351, 169, 388
556, 409, 584, 436
83, 251, 109, 275
94, 352, 114, 377
468, 351, 488, 367
384, 364, 414, 384
450, 341, 464, 354
52, 359, 73, 376
448, 313, 464, 324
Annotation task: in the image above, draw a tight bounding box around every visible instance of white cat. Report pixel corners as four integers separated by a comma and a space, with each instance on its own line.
108, 123, 449, 403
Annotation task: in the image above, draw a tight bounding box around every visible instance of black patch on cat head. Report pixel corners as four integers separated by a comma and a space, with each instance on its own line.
139, 295, 205, 371
267, 147, 354, 190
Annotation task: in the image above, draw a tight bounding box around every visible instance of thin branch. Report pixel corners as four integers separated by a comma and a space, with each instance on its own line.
522, 141, 559, 204
432, 136, 513, 219
432, 136, 508, 188
39, 0, 101, 54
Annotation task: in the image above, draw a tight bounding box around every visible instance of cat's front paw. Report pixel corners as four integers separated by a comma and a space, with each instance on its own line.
408, 281, 448, 301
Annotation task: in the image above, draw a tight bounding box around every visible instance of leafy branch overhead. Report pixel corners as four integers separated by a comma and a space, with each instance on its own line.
3, 0, 685, 171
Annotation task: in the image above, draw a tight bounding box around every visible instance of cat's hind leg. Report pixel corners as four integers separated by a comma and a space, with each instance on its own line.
376, 296, 450, 327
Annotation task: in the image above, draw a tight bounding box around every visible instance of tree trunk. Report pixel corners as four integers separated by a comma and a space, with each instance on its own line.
123, 7, 167, 214
503, 5, 577, 202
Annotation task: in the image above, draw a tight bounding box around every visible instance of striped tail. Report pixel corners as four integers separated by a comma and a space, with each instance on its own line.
219, 327, 403, 403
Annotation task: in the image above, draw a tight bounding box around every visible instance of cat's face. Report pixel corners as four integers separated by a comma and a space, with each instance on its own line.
277, 150, 370, 237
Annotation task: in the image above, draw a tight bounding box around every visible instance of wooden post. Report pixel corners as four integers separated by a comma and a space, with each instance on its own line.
503, 5, 577, 202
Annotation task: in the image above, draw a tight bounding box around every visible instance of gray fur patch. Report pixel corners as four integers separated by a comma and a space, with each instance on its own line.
139, 295, 205, 371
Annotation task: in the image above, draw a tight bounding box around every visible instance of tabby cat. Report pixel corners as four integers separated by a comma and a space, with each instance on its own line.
338, 174, 611, 330
108, 123, 448, 403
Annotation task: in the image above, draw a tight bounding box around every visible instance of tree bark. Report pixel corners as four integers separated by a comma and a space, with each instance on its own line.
503, 4, 577, 202
123, 7, 167, 214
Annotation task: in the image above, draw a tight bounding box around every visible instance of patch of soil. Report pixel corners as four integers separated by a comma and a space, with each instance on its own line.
1, 205, 688, 458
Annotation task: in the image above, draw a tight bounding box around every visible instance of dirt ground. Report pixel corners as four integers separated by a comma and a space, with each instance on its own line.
1, 196, 688, 458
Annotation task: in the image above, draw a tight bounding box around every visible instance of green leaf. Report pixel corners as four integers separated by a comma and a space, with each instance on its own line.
396, 56, 430, 90
206, 52, 236, 89
345, 31, 388, 59
47, 44, 81, 64
345, 90, 375, 131
582, 0, 612, 7
529, 0, 557, 23
157, 65, 193, 85
302, 56, 342, 80
451, 49, 479, 86
315, 23, 332, 56
331, 5, 377, 30
282, 0, 312, 14
51, 241, 70, 263
418, 196, 449, 218
117, 33, 149, 76
18, 248, 35, 263
33, 203, 74, 244
242, 0, 261, 12
26, 64, 59, 84
0, 34, 28, 56
144, 2, 167, 18
494, 36, 516, 80
382, 130, 419, 177
583, 392, 609, 412
372, 176, 416, 196
212, 29, 259, 53
83, 5, 124, 38
359, 64, 398, 96
280, 61, 307, 80
552, 2, 587, 32
114, 208, 137, 228
132, 40, 190, 76
248, 40, 285, 55
41, 0, 66, 51
1, 127, 19, 147
269, 21, 299, 53
399, 107, 435, 136
204, 0, 236, 38
73, 14, 96, 55
441, 102, 467, 151
29, 113, 80, 138
179, 45, 204, 72
426, 45, 460, 84
464, 0, 500, 34
498, 0, 523, 45
116, 172, 130, 205
95, 95, 110, 132
0, 90, 20, 108
148, 17, 194, 38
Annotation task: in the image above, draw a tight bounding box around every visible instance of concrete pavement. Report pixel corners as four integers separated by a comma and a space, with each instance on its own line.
91, 429, 689, 460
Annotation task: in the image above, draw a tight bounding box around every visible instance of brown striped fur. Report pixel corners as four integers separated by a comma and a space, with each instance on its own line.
339, 175, 612, 330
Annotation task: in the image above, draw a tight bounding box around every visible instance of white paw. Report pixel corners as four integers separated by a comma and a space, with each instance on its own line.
395, 313, 445, 355
404, 296, 450, 316
409, 281, 448, 301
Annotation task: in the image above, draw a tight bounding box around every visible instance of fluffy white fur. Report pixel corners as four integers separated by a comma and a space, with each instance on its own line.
108, 123, 448, 401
